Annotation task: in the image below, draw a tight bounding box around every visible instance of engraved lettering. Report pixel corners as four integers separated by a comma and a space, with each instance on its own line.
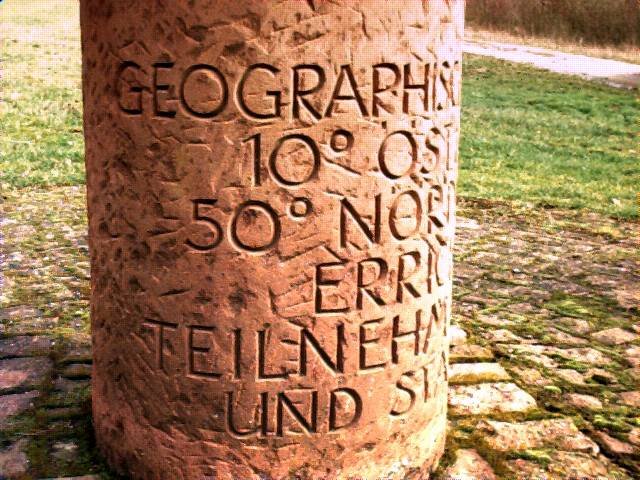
180, 64, 229, 118
356, 257, 388, 310
378, 131, 417, 180
314, 261, 349, 314
391, 309, 421, 365
329, 388, 363, 431
396, 250, 422, 303
233, 328, 242, 379
117, 61, 143, 115
390, 372, 417, 416
276, 390, 318, 436
257, 329, 288, 380
186, 199, 223, 251
242, 133, 262, 187
226, 391, 261, 437
403, 63, 432, 114
325, 65, 368, 118
372, 63, 401, 117
153, 61, 177, 118
269, 134, 320, 187
300, 326, 345, 375
359, 318, 387, 372
236, 63, 281, 120
389, 189, 422, 240
339, 195, 381, 248
292, 64, 326, 121
229, 200, 281, 253
186, 326, 222, 379
142, 319, 178, 372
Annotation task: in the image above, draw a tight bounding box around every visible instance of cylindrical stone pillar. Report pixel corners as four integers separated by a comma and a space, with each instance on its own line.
81, 1, 463, 478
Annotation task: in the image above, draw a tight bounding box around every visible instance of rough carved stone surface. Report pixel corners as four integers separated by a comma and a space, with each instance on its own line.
80, 1, 464, 478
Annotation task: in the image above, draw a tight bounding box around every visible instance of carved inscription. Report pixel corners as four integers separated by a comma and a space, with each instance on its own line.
117, 61, 461, 120
118, 59, 457, 439
84, 2, 466, 477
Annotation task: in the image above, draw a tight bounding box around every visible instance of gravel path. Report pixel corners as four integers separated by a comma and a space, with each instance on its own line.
464, 39, 640, 89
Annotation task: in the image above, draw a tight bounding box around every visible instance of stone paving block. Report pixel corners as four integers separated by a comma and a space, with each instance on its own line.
477, 314, 513, 327
53, 377, 91, 394
591, 327, 638, 346
3, 317, 60, 336
0, 306, 43, 321
547, 328, 588, 346
554, 347, 612, 366
592, 431, 635, 456
448, 383, 537, 416
449, 325, 468, 346
442, 449, 496, 480
628, 428, 640, 446
484, 329, 524, 343
456, 217, 480, 230
0, 391, 39, 425
60, 348, 92, 365
557, 318, 592, 334
51, 441, 79, 462
501, 344, 611, 366
60, 363, 92, 380
496, 344, 558, 368
0, 335, 53, 358
59, 338, 92, 365
627, 367, 640, 381
449, 344, 494, 363
563, 393, 603, 410
509, 367, 552, 387
556, 368, 587, 386
0, 439, 29, 478
449, 363, 510, 384
0, 357, 53, 393
625, 346, 640, 367
506, 451, 615, 479
479, 418, 599, 455
586, 368, 616, 385
619, 391, 640, 408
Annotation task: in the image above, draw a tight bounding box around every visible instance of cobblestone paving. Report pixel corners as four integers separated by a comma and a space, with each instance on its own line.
1, 187, 638, 479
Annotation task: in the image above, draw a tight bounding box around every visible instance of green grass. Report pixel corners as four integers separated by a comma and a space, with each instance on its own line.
1, 0, 83, 187
1, 1, 638, 217
461, 56, 639, 219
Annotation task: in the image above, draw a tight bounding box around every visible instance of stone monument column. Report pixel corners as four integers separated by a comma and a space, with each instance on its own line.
80, 1, 463, 478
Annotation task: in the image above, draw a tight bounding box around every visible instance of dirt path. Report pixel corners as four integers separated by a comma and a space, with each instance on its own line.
464, 39, 640, 89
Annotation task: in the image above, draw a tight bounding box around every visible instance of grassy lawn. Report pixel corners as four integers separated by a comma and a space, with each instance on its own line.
460, 56, 639, 219
1, 0, 638, 218
1, 0, 83, 187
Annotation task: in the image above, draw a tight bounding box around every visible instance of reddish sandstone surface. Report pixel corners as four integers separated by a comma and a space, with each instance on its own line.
80, 1, 463, 478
